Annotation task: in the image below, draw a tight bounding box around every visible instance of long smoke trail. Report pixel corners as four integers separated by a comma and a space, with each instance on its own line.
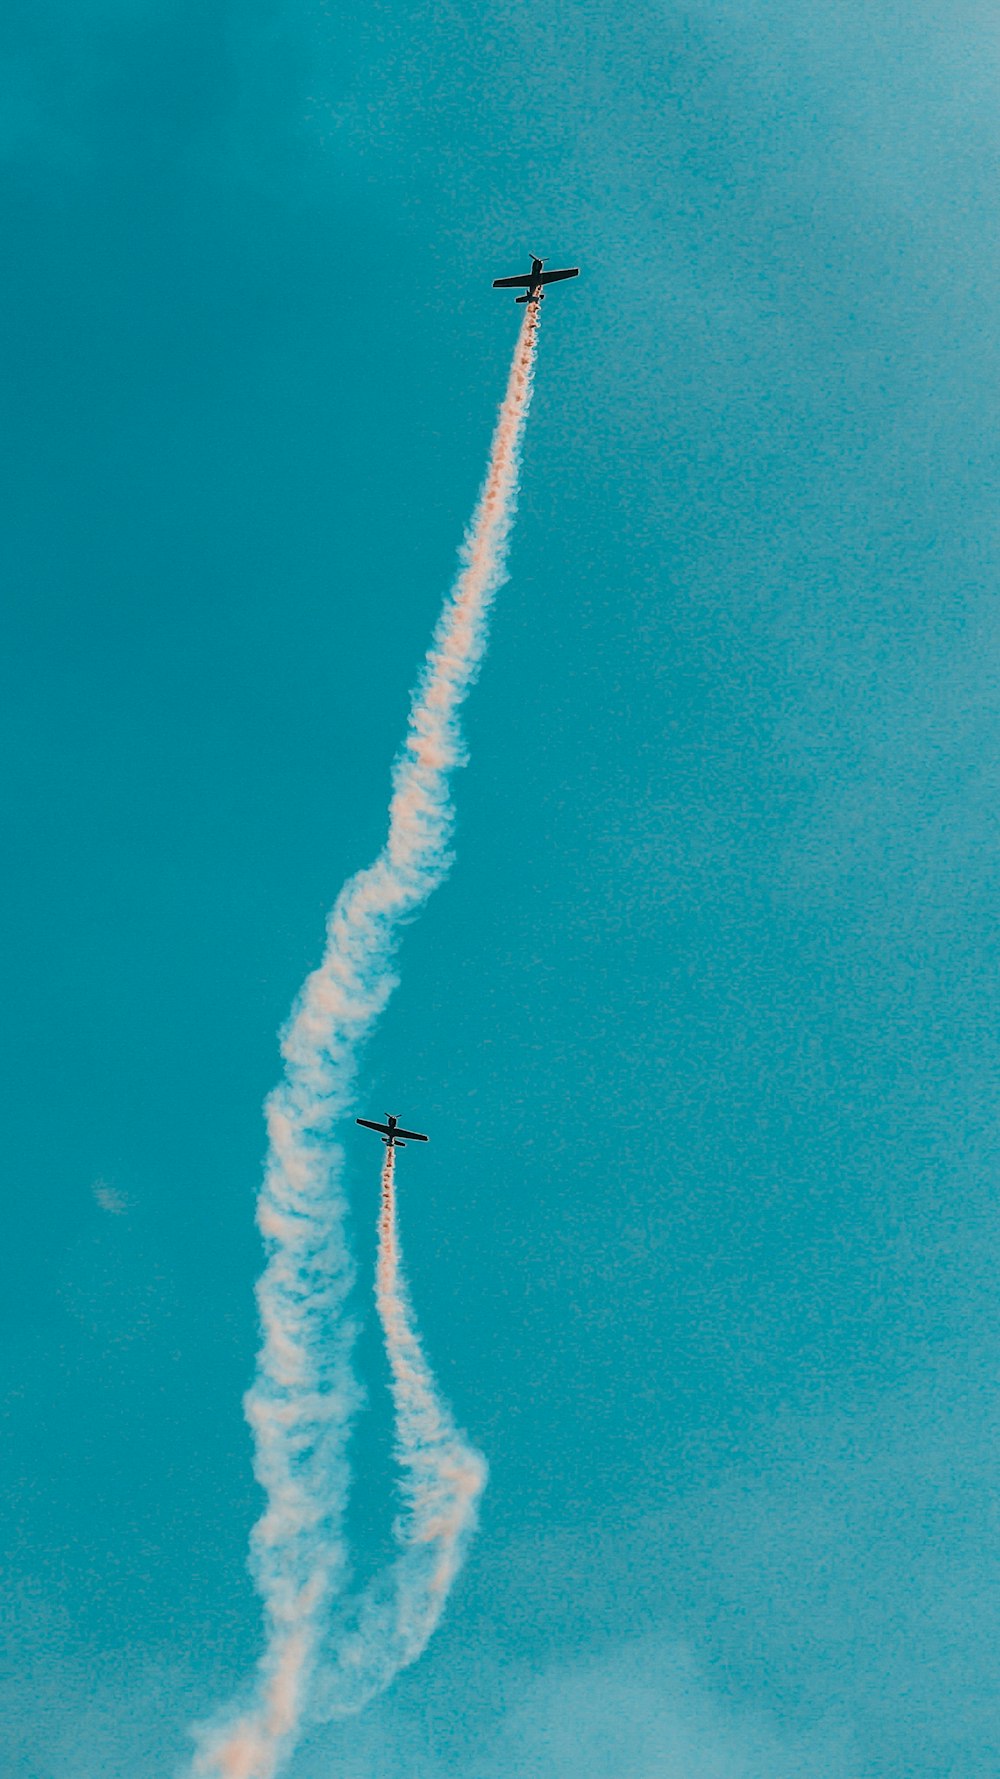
194, 301, 540, 1779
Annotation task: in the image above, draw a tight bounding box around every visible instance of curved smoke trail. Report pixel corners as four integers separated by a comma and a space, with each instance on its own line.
194, 302, 539, 1779
314, 1145, 487, 1717
374, 1145, 485, 1648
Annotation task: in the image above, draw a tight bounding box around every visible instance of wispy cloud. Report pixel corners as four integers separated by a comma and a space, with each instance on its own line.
267, 1632, 855, 1779
91, 1179, 129, 1216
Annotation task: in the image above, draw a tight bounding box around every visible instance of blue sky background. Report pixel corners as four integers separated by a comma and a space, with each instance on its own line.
1, 1, 998, 1773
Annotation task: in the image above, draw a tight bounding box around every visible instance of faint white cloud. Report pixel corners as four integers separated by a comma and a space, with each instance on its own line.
285, 1634, 854, 1779
91, 1178, 129, 1216
480, 1639, 853, 1779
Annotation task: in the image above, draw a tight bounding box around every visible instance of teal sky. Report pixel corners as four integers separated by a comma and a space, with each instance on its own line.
2, 2, 998, 1774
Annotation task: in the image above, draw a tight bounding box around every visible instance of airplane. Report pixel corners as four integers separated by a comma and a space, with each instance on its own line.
356, 1113, 429, 1150
493, 255, 580, 304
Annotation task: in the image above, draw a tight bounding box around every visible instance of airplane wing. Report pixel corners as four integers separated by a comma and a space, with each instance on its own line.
538, 268, 579, 284
394, 1127, 429, 1143
356, 1118, 393, 1136
492, 275, 533, 289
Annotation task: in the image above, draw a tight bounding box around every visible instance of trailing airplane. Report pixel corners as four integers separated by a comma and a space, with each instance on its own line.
356, 1113, 429, 1149
493, 255, 580, 304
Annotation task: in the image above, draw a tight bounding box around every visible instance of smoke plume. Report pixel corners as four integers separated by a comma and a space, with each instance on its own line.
193, 302, 540, 1779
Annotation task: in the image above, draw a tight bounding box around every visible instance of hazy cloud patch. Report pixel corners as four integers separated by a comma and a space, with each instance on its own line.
92, 1178, 129, 1215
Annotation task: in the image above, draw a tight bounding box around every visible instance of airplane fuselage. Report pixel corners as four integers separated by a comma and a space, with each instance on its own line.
523, 259, 547, 303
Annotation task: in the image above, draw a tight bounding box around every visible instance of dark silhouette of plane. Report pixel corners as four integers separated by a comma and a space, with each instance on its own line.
356, 1114, 429, 1149
493, 255, 580, 304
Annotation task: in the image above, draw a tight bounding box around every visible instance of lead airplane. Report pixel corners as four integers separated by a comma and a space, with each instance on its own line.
356, 1113, 429, 1149
493, 255, 579, 304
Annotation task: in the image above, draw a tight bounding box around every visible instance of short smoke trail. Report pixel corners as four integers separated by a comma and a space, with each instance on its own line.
376, 1144, 484, 1642
194, 302, 539, 1779
317, 1146, 486, 1715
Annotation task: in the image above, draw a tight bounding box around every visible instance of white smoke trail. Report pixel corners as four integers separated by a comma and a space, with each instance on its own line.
373, 1144, 485, 1652
313, 1144, 486, 1718
193, 301, 540, 1779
